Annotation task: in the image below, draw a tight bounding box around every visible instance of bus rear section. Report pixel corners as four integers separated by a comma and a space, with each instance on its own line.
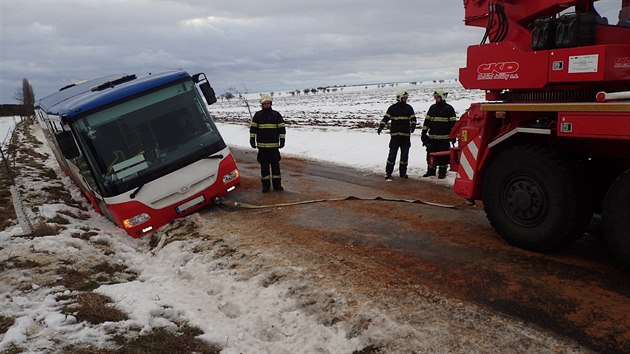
36, 70, 240, 237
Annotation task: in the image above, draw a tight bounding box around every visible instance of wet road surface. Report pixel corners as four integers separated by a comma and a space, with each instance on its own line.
218, 148, 630, 353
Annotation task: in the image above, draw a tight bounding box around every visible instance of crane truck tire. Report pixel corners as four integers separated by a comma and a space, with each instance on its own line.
482, 145, 590, 252
602, 170, 630, 270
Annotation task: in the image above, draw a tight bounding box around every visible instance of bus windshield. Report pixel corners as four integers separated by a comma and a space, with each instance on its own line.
73, 79, 226, 196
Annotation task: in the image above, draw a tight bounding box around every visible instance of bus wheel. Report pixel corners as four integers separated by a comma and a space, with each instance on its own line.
482, 145, 589, 252
602, 170, 630, 270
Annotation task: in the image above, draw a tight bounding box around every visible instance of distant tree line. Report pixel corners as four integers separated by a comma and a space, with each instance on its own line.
216, 78, 459, 101
1, 78, 35, 117
0, 104, 29, 117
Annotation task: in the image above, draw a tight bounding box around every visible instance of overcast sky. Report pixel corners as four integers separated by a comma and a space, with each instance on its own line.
0, 0, 482, 104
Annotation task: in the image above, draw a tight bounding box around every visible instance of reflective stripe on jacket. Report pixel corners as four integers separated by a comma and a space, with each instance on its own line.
422, 101, 456, 140
250, 108, 286, 148
379, 101, 416, 136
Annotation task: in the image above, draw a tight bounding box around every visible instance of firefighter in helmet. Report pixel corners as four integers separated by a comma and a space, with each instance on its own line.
377, 89, 417, 180
250, 94, 286, 192
421, 89, 457, 179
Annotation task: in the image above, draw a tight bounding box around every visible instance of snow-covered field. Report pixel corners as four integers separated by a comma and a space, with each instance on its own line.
211, 81, 483, 182
0, 116, 20, 148
211, 81, 479, 128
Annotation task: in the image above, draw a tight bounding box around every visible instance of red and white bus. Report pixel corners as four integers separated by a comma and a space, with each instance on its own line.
35, 69, 240, 237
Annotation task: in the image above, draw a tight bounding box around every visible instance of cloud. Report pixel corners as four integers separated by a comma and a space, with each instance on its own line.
0, 0, 479, 103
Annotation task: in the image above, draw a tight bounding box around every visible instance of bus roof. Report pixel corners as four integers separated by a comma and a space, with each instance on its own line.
36, 69, 190, 120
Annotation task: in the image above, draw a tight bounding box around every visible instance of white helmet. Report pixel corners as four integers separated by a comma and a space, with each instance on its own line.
396, 90, 409, 101
433, 89, 447, 100
259, 93, 272, 104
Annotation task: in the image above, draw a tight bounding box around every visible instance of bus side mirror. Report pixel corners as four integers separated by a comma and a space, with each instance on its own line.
56, 130, 80, 159
192, 72, 217, 105
200, 82, 217, 105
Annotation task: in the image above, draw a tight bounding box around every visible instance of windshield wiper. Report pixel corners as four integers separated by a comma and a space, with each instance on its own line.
205, 154, 223, 159
130, 184, 144, 199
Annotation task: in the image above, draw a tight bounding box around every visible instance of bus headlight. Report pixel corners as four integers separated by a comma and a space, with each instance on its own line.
123, 213, 150, 228
222, 169, 239, 184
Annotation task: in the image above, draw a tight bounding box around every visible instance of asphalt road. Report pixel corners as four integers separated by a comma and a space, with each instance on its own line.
221, 147, 630, 353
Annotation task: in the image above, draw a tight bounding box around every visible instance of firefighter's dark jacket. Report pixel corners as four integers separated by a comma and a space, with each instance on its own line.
379, 102, 417, 136
422, 100, 457, 140
250, 108, 286, 148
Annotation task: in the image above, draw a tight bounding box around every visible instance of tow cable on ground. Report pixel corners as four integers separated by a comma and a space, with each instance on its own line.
217, 195, 467, 210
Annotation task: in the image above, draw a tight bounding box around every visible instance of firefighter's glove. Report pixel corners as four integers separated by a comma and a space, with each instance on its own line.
279, 138, 285, 149
410, 123, 416, 134
377, 126, 383, 135
250, 138, 256, 149
421, 134, 429, 147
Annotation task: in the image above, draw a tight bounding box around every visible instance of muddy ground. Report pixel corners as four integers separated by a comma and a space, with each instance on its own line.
220, 148, 630, 353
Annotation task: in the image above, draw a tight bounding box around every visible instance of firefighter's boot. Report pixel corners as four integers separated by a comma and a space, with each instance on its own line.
272, 179, 284, 192
262, 179, 271, 193
423, 166, 436, 177
399, 165, 408, 178
438, 166, 447, 179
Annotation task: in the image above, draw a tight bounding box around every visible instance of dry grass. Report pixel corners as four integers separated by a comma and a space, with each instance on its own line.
59, 209, 91, 220
57, 267, 100, 291
65, 292, 128, 325
17, 146, 47, 161
0, 315, 23, 354
64, 325, 221, 354
110, 326, 221, 354
91, 261, 127, 275
0, 145, 17, 230
15, 148, 46, 171
18, 119, 42, 147
42, 184, 85, 209
70, 231, 100, 240
1, 344, 23, 354
56, 259, 137, 293
0, 255, 41, 272
0, 315, 15, 334
48, 214, 70, 225
57, 266, 100, 291
39, 167, 58, 180
353, 344, 383, 354
31, 221, 63, 237
148, 232, 161, 249
56, 292, 222, 354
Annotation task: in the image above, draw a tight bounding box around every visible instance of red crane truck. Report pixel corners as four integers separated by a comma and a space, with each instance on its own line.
439, 0, 630, 268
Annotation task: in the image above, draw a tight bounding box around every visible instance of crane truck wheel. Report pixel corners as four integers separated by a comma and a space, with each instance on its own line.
602, 170, 630, 270
482, 145, 590, 252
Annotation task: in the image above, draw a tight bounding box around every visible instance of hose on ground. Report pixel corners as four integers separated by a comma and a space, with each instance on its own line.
217, 195, 468, 210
